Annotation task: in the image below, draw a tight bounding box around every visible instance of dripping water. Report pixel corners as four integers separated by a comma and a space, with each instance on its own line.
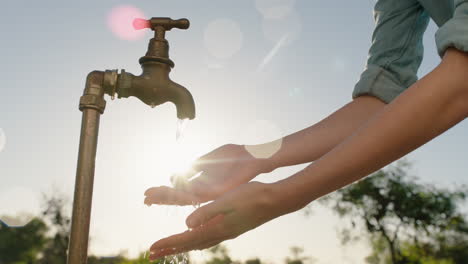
176, 118, 190, 141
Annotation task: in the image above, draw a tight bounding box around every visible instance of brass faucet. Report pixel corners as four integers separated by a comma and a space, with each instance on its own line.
68, 17, 195, 264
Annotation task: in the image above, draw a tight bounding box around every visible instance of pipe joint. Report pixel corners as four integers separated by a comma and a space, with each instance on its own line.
80, 71, 106, 114
79, 95, 106, 114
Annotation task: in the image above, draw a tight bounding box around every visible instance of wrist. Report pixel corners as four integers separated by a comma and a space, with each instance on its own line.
242, 142, 281, 174
269, 180, 307, 215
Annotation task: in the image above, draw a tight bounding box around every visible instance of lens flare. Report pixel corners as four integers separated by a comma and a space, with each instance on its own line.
133, 18, 151, 30
255, 0, 296, 20
204, 18, 244, 59
107, 5, 147, 41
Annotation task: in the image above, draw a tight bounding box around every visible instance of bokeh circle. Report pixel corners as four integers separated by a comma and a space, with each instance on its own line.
241, 120, 283, 159
204, 18, 244, 59
255, 0, 296, 20
0, 128, 5, 153
0, 187, 39, 227
262, 11, 302, 45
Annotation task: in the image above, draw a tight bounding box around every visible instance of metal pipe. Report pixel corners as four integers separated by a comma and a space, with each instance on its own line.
67, 18, 194, 263
68, 109, 101, 264
68, 71, 106, 264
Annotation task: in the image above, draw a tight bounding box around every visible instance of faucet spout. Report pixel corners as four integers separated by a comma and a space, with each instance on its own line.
169, 81, 195, 120
107, 61, 195, 120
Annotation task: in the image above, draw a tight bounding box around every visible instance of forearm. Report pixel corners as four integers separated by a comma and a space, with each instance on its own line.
247, 96, 385, 172
276, 48, 468, 211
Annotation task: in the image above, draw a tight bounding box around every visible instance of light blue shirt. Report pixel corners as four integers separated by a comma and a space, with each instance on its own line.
352, 0, 468, 103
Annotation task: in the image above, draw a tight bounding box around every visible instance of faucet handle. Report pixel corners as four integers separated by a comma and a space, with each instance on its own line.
133, 17, 190, 31
150, 17, 190, 31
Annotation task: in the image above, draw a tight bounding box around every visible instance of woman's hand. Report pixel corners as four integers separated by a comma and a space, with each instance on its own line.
144, 144, 273, 205
148, 181, 289, 260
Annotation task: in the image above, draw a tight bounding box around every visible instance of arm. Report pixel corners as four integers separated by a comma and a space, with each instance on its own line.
253, 95, 385, 172
145, 96, 385, 204
276, 48, 468, 212
147, 49, 468, 259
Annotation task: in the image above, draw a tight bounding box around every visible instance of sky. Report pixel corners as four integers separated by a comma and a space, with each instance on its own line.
0, 0, 467, 263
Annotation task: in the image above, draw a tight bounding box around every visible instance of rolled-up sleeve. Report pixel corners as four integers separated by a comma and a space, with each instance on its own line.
353, 0, 430, 103
436, 0, 468, 57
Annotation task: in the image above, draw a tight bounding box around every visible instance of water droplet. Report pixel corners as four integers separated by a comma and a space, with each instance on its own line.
176, 118, 190, 141
111, 95, 115, 100
191, 201, 201, 209
151, 103, 156, 108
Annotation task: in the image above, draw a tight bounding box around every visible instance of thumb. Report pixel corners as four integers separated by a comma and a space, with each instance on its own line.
186, 200, 232, 228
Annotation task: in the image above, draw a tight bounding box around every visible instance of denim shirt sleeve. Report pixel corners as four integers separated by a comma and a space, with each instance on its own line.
353, 0, 430, 103
418, 0, 455, 27
436, 0, 468, 56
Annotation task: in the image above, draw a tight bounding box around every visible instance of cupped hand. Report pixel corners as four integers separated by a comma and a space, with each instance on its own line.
148, 181, 287, 260
145, 144, 273, 205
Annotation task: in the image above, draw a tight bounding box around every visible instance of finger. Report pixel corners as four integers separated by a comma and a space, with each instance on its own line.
144, 186, 201, 206
155, 237, 224, 259
170, 167, 202, 186
184, 176, 224, 202
186, 199, 232, 228
192, 239, 224, 251
178, 152, 216, 179
150, 214, 225, 254
149, 248, 177, 261
149, 218, 224, 254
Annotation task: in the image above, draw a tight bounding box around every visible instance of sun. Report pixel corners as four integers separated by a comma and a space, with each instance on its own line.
162, 142, 204, 187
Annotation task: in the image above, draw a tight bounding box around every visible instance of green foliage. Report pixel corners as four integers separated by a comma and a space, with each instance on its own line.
88, 256, 127, 264
285, 246, 315, 264
0, 193, 71, 264
320, 162, 468, 264
205, 244, 237, 264
37, 193, 71, 264
244, 258, 262, 264
0, 192, 318, 264
0, 217, 48, 264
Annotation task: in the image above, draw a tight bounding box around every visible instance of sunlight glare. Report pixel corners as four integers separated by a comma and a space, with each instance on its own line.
107, 5, 147, 41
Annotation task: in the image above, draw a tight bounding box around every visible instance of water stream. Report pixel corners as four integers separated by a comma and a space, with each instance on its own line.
149, 119, 203, 263
176, 118, 190, 141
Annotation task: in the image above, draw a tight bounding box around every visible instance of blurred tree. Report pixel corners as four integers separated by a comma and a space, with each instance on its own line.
205, 244, 239, 264
37, 193, 71, 264
0, 217, 48, 264
320, 161, 468, 264
285, 246, 315, 264
244, 258, 262, 264
88, 255, 126, 264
